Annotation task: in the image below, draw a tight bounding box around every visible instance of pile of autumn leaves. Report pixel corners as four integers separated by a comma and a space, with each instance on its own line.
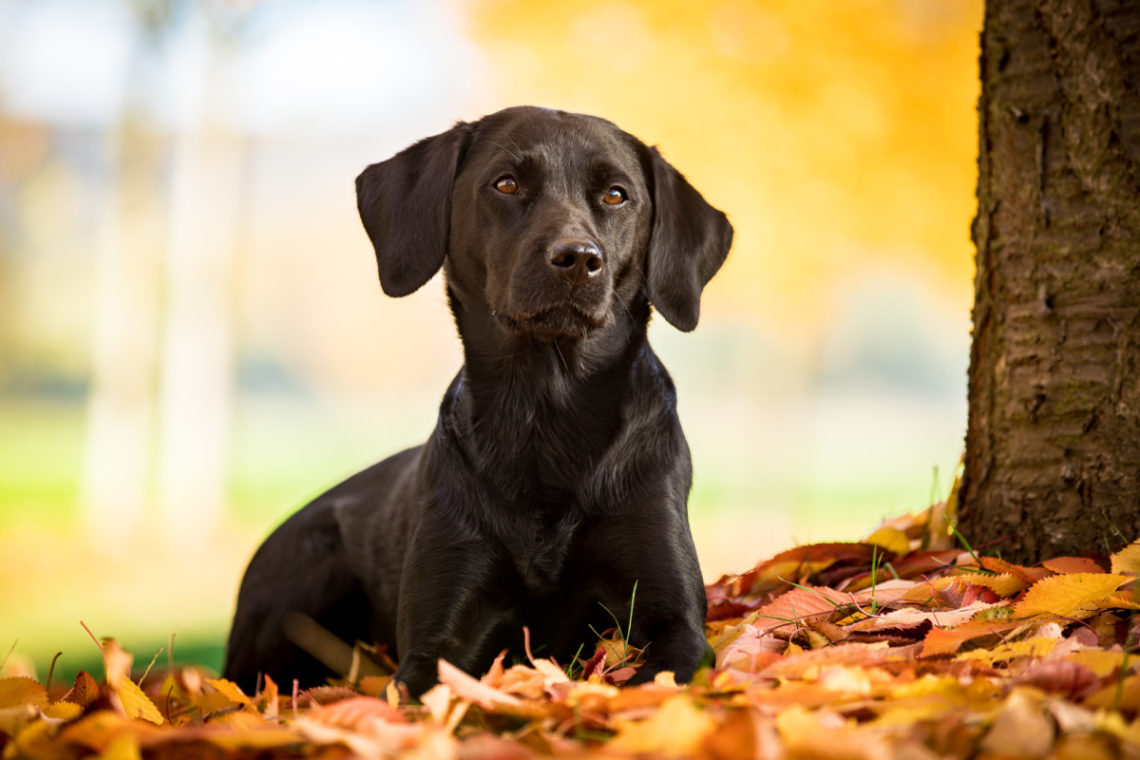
6, 500, 1140, 759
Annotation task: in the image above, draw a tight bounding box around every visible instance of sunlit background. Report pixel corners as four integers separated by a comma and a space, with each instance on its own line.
0, 0, 981, 679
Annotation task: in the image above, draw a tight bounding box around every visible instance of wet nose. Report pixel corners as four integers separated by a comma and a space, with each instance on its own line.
548, 240, 603, 285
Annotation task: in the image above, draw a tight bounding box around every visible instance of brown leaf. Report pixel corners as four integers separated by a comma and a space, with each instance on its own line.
62, 671, 100, 708
1013, 659, 1098, 699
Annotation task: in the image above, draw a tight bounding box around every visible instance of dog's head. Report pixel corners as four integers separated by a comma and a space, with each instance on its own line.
356, 106, 733, 336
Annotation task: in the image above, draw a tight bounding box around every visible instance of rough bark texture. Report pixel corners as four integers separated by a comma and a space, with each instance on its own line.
962, 0, 1140, 563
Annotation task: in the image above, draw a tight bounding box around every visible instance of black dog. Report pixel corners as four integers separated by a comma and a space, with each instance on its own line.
224, 106, 733, 697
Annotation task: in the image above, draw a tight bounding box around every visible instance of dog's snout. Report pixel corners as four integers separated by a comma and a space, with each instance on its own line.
549, 240, 603, 284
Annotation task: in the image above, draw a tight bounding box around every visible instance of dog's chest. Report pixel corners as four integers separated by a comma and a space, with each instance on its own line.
499, 509, 580, 594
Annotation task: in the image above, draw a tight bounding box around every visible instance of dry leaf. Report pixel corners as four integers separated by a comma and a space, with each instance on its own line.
1013, 573, 1130, 619
1110, 539, 1140, 575
980, 689, 1054, 758
608, 695, 714, 757
0, 677, 47, 710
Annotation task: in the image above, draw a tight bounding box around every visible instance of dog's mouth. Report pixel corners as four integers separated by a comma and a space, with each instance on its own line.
497, 304, 609, 338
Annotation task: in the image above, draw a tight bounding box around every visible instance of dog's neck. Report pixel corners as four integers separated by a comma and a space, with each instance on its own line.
441, 287, 663, 498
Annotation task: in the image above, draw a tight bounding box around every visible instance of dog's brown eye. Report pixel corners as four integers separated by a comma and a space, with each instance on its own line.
603, 187, 626, 205
495, 176, 519, 194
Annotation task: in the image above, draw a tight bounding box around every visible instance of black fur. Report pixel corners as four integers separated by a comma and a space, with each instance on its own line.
224, 106, 733, 697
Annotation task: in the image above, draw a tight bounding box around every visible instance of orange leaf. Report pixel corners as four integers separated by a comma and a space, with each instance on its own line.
436, 659, 522, 710
979, 556, 1051, 584
920, 620, 1016, 657
306, 695, 406, 730
1041, 556, 1105, 574
1013, 573, 1130, 619
753, 586, 851, 629
0, 677, 47, 710
921, 627, 977, 657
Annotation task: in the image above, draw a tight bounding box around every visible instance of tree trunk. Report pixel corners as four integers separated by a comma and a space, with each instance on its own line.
961, 0, 1140, 563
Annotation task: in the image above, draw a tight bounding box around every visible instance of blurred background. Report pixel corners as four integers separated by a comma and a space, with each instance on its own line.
0, 0, 981, 679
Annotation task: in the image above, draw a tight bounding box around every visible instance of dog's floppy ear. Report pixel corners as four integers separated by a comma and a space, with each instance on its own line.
645, 147, 734, 332
356, 122, 471, 297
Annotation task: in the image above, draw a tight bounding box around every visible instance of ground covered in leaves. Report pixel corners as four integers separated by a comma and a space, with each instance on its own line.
5, 491, 1140, 759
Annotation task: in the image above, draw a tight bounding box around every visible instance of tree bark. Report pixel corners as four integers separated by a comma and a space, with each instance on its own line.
962, 0, 1140, 563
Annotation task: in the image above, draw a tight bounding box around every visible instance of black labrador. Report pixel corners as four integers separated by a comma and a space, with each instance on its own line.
223, 106, 733, 697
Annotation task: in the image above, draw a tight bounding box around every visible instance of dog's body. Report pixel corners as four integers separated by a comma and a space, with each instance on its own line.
224, 107, 733, 697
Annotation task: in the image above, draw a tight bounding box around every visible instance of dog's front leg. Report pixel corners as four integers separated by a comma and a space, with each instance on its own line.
624, 611, 712, 686
391, 529, 514, 698
586, 514, 711, 685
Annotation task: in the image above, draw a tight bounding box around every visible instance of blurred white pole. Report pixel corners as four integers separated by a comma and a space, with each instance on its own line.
154, 10, 239, 544
80, 127, 161, 545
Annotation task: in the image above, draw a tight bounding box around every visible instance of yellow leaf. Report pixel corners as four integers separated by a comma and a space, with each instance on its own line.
865, 527, 910, 556
112, 677, 164, 725
956, 637, 1057, 665
60, 711, 162, 752
776, 705, 889, 759
1085, 674, 1140, 711
43, 701, 84, 721
1100, 591, 1140, 610
609, 695, 715, 757
204, 678, 252, 707
1064, 649, 1129, 677
1013, 573, 1129, 619
957, 572, 1028, 597
0, 677, 47, 710
1111, 539, 1140, 574
95, 733, 142, 760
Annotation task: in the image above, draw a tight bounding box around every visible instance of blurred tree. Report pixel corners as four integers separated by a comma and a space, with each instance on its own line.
961, 0, 1140, 562
82, 1, 251, 544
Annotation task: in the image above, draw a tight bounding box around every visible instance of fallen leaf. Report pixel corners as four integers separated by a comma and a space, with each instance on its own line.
43, 701, 84, 720
864, 527, 910, 557
0, 677, 47, 710
204, 678, 253, 707
608, 695, 714, 757
437, 659, 522, 710
980, 689, 1054, 759
62, 671, 100, 708
753, 586, 852, 630
1111, 539, 1140, 575
1013, 573, 1130, 619
1043, 556, 1106, 574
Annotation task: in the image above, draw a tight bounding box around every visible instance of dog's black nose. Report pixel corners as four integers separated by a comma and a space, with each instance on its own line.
549, 240, 603, 284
